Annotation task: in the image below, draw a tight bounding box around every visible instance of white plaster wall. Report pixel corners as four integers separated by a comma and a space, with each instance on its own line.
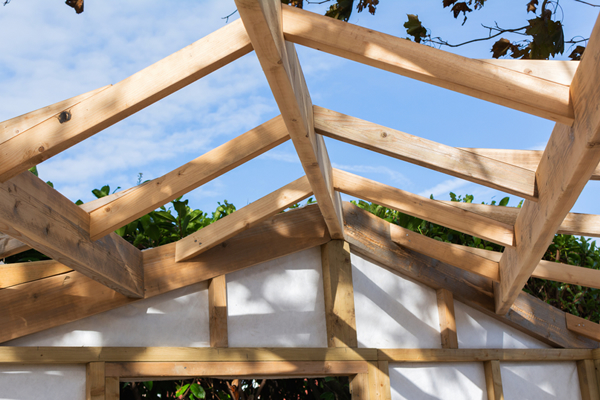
4, 281, 210, 347
0, 365, 85, 400
351, 252, 442, 348
227, 247, 327, 347
501, 362, 581, 400
390, 362, 487, 400
454, 300, 549, 349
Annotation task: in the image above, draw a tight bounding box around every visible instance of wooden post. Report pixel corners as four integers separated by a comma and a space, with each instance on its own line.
321, 240, 358, 348
436, 288, 459, 349
86, 362, 105, 400
483, 360, 504, 400
367, 361, 391, 400
350, 373, 370, 400
105, 377, 120, 400
209, 275, 228, 348
578, 359, 600, 400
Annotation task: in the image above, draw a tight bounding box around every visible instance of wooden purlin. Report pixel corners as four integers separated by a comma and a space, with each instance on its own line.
233, 0, 344, 239
0, 260, 72, 289
0, 18, 253, 183
282, 6, 573, 124
495, 13, 600, 315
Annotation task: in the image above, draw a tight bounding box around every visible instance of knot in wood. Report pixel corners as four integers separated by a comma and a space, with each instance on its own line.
57, 110, 72, 124
381, 131, 388, 138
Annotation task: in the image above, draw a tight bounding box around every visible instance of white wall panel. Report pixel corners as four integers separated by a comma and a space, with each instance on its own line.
390, 362, 487, 400
227, 247, 327, 347
0, 365, 85, 400
351, 253, 442, 349
4, 282, 210, 347
501, 362, 582, 400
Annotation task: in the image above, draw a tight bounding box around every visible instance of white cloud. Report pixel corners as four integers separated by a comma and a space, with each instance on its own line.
418, 178, 471, 199
333, 163, 411, 185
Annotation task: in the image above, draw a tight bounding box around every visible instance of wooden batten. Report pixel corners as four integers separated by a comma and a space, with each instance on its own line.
483, 360, 504, 400
86, 362, 106, 400
209, 275, 229, 348
321, 240, 358, 348
436, 289, 459, 349
283, 7, 573, 124
378, 348, 593, 362
234, 0, 344, 240
175, 175, 313, 262
577, 359, 600, 400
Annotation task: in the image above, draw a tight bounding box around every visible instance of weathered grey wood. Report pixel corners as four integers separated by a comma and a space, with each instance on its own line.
0, 233, 29, 258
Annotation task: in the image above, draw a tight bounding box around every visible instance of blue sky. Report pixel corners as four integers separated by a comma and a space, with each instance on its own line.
1, 0, 598, 217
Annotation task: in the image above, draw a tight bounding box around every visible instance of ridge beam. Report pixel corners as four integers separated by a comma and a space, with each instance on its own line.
234, 0, 344, 239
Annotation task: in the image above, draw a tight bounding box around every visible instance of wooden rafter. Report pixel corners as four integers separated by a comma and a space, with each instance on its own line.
481, 59, 578, 86
89, 115, 290, 241
282, 6, 573, 124
0, 18, 253, 183
0, 233, 29, 259
316, 107, 537, 201
0, 171, 144, 298
495, 14, 600, 315
233, 0, 344, 239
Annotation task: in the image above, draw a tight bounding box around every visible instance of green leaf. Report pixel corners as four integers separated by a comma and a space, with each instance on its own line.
176, 383, 190, 397
404, 14, 428, 43
190, 383, 206, 399
143, 381, 153, 391
499, 197, 510, 207
29, 166, 39, 177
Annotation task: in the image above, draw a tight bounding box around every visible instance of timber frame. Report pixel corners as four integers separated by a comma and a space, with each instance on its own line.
2, 1, 600, 398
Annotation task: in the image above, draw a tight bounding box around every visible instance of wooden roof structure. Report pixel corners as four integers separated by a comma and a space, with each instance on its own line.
2, 0, 600, 359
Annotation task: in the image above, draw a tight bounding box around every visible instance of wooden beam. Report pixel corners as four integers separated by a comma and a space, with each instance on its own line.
316, 107, 537, 201
0, 205, 329, 343
0, 260, 72, 289
333, 168, 515, 246
350, 373, 370, 400
106, 361, 368, 379
343, 201, 599, 348
282, 7, 573, 124
377, 348, 592, 362
439, 201, 600, 238
321, 240, 358, 348
209, 275, 229, 348
176, 175, 312, 261
0, 233, 31, 258
567, 314, 600, 342
495, 14, 600, 315
367, 361, 391, 400
483, 360, 504, 400
480, 59, 578, 86
578, 359, 600, 400
234, 0, 344, 239
0, 171, 144, 298
86, 362, 105, 400
89, 115, 290, 240
0, 85, 110, 145
0, 19, 252, 183
0, 347, 377, 364
105, 377, 119, 400
436, 289, 458, 349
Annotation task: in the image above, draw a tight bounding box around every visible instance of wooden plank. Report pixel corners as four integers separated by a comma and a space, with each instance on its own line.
0, 347, 377, 364
495, 14, 600, 314
209, 275, 228, 348
234, 0, 344, 239
343, 201, 599, 348
350, 373, 370, 400
321, 240, 358, 348
483, 360, 504, 400
176, 175, 312, 261
86, 362, 105, 400
436, 289, 458, 349
0, 233, 30, 258
334, 168, 515, 246
90, 116, 290, 240
316, 107, 537, 201
567, 314, 600, 342
578, 359, 600, 400
282, 7, 573, 124
0, 171, 144, 298
480, 59, 578, 86
0, 86, 110, 145
0, 260, 72, 289
105, 377, 120, 400
367, 361, 391, 400
378, 348, 592, 362
439, 201, 600, 238
0, 205, 330, 343
390, 222, 500, 281
106, 361, 368, 379
0, 19, 252, 183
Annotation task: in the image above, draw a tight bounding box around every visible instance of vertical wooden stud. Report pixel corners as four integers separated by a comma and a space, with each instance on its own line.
86, 362, 105, 400
321, 240, 358, 348
367, 361, 391, 400
350, 373, 370, 400
578, 359, 600, 400
209, 275, 228, 348
436, 288, 458, 349
105, 377, 120, 400
483, 360, 504, 400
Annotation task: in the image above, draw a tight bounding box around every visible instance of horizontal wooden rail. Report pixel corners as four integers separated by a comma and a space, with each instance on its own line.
378, 348, 593, 362
0, 260, 72, 289
315, 106, 537, 201
283, 7, 573, 124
